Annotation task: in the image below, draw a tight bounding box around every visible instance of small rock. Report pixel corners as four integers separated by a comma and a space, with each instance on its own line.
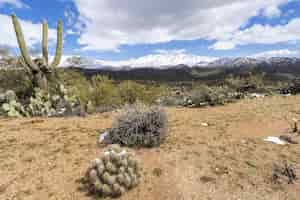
98, 131, 113, 145
201, 122, 209, 127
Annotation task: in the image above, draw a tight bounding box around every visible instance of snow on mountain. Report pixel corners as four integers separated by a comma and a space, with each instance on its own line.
205, 57, 263, 68
96, 53, 217, 68
62, 51, 217, 69
61, 52, 300, 70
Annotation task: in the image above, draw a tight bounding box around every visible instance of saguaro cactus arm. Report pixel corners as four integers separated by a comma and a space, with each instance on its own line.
19, 56, 32, 76
42, 20, 49, 65
11, 14, 39, 72
50, 20, 63, 68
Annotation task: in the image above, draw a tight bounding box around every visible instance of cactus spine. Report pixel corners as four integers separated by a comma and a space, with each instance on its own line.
11, 14, 63, 90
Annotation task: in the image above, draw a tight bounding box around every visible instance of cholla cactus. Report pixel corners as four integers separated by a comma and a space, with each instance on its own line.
108, 103, 167, 147
84, 145, 141, 197
11, 14, 63, 90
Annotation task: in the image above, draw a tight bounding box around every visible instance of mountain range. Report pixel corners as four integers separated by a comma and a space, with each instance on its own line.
68, 57, 300, 82
65, 56, 300, 69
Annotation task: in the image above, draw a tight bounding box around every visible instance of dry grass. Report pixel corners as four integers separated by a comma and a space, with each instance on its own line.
0, 95, 300, 200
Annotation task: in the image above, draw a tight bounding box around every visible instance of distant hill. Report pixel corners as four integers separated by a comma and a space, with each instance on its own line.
66, 57, 300, 82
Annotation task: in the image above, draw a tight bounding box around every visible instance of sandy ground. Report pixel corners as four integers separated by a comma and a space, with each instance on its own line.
0, 95, 300, 200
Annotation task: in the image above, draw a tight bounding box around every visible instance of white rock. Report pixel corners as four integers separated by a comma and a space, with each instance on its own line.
99, 131, 112, 144
264, 136, 286, 145
201, 122, 209, 127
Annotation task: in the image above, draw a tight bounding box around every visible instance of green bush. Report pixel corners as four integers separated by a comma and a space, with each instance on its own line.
118, 81, 147, 104
208, 86, 235, 105
225, 73, 266, 93
186, 85, 238, 107
0, 69, 33, 100
188, 85, 212, 105
57, 71, 168, 110
1, 66, 170, 116
57, 69, 93, 107
90, 75, 121, 107
118, 81, 168, 105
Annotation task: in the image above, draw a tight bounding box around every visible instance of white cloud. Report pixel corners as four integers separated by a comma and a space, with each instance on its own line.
0, 0, 27, 8
0, 14, 57, 49
72, 0, 292, 51
251, 49, 300, 58
262, 6, 282, 18
95, 50, 217, 67
209, 41, 236, 50
154, 49, 186, 54
212, 17, 300, 50
64, 6, 77, 26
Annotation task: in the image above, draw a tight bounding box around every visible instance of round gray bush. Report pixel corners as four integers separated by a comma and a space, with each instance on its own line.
108, 103, 167, 147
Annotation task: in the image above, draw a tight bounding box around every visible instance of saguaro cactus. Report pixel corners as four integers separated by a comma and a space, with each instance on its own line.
11, 14, 63, 90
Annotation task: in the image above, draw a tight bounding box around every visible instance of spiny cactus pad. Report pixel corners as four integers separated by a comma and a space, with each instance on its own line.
0, 86, 81, 118
0, 90, 28, 117
84, 145, 141, 197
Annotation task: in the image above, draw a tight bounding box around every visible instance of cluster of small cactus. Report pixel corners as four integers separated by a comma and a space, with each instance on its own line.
108, 103, 167, 147
84, 145, 141, 197
0, 90, 28, 117
0, 85, 80, 117
26, 88, 57, 117
26, 85, 81, 117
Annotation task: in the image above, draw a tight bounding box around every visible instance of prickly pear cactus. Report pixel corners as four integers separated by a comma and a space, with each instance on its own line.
1, 100, 27, 117
26, 88, 56, 116
25, 85, 80, 117
5, 90, 17, 102
0, 85, 82, 118
84, 145, 141, 197
0, 90, 28, 117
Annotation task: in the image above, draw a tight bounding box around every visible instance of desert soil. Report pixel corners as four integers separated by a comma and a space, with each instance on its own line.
0, 95, 300, 200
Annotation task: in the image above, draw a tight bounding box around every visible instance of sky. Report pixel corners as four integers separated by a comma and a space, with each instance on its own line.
0, 0, 300, 66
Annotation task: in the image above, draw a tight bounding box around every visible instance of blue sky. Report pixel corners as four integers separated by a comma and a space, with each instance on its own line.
0, 0, 300, 66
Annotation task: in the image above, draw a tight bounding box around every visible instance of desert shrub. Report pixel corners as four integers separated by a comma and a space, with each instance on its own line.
225, 73, 266, 93
57, 69, 93, 107
90, 75, 121, 107
108, 103, 167, 147
118, 81, 169, 105
143, 84, 170, 104
208, 86, 237, 105
160, 96, 185, 106
118, 81, 147, 104
225, 74, 243, 90
280, 78, 300, 95
188, 85, 212, 105
0, 69, 33, 100
185, 85, 239, 107
84, 145, 141, 197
